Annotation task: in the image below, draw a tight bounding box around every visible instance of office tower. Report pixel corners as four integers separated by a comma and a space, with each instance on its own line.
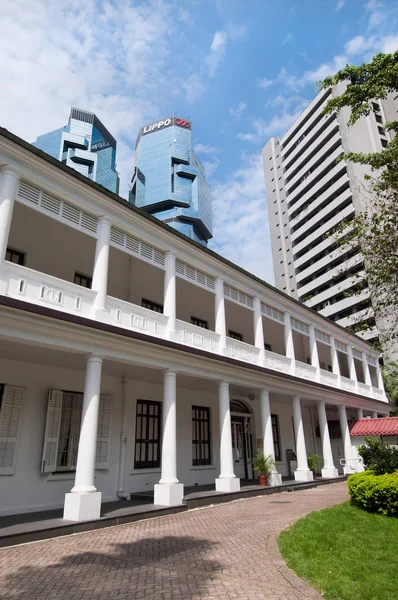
33, 108, 120, 194
263, 84, 397, 344
130, 117, 212, 245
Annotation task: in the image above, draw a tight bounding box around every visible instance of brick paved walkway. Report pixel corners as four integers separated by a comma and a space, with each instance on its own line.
0, 482, 348, 599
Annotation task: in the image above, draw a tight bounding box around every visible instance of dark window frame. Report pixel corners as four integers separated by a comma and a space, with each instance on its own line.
264, 343, 272, 352
134, 399, 162, 469
271, 414, 281, 462
74, 271, 92, 289
228, 330, 243, 341
6, 247, 25, 266
192, 406, 211, 466
191, 316, 209, 329
142, 298, 164, 314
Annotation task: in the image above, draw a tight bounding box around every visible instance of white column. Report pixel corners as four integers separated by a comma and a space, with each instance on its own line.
117, 377, 130, 499
154, 370, 183, 505
292, 396, 313, 481
317, 401, 338, 478
309, 326, 320, 379
92, 217, 111, 314
253, 297, 265, 364
338, 404, 354, 475
284, 313, 295, 372
372, 411, 378, 419
375, 363, 385, 393
347, 346, 358, 391
357, 408, 364, 419
216, 381, 240, 492
164, 252, 177, 338
215, 277, 227, 353
0, 166, 20, 294
260, 390, 282, 486
330, 338, 341, 383
362, 352, 372, 387
64, 354, 103, 521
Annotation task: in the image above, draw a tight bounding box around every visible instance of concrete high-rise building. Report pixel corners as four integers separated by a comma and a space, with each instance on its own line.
130, 116, 212, 246
263, 84, 397, 345
33, 108, 120, 194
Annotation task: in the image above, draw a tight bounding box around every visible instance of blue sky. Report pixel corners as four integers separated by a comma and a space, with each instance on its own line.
1, 0, 397, 283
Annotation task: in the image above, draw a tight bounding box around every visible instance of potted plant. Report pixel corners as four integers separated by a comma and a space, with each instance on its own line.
307, 454, 323, 480
252, 452, 275, 486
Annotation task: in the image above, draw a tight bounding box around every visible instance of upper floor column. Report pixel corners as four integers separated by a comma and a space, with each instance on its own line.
284, 313, 295, 368
92, 217, 111, 315
215, 277, 227, 353
164, 252, 177, 337
362, 351, 372, 388
253, 297, 265, 364
0, 166, 21, 293
346, 345, 358, 389
309, 325, 320, 378
330, 337, 341, 383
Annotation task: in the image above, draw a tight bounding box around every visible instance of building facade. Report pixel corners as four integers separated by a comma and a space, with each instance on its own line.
263, 85, 397, 345
130, 117, 212, 246
32, 108, 120, 194
0, 127, 389, 522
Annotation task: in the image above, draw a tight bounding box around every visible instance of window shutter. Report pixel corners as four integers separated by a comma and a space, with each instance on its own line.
95, 395, 111, 469
0, 386, 24, 475
41, 390, 63, 473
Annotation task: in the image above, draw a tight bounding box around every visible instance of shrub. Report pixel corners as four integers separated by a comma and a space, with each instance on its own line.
348, 471, 398, 516
357, 436, 398, 475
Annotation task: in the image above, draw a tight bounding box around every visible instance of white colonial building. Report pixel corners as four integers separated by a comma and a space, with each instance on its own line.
0, 128, 389, 521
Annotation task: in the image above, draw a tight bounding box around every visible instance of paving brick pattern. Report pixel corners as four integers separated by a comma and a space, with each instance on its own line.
0, 482, 348, 599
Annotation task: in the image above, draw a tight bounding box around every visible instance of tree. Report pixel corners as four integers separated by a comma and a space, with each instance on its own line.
318, 52, 398, 358
382, 361, 398, 415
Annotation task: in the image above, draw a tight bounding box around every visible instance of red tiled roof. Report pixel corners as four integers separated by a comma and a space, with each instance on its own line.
350, 417, 398, 437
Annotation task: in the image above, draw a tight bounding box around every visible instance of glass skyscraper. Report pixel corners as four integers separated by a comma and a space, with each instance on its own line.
130, 117, 212, 245
32, 108, 120, 194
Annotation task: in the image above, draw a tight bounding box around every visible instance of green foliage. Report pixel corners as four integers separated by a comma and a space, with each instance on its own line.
318, 51, 398, 352
382, 361, 398, 415
278, 502, 398, 599
357, 436, 398, 475
348, 470, 398, 516
307, 453, 323, 472
252, 452, 275, 475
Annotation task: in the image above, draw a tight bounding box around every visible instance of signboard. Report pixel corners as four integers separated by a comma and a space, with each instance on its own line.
91, 140, 111, 152
136, 117, 191, 146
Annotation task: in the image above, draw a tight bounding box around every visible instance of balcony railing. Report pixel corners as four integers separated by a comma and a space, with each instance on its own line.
1, 261, 386, 402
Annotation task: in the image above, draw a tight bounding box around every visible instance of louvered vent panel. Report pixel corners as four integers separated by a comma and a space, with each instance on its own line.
224, 283, 254, 309
315, 330, 331, 345
110, 227, 165, 267
367, 354, 377, 367
352, 348, 362, 360
291, 317, 310, 335
175, 260, 215, 291
17, 181, 98, 235
261, 303, 285, 323
335, 340, 347, 353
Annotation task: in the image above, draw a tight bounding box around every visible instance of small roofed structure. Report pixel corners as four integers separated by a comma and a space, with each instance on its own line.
350, 417, 398, 437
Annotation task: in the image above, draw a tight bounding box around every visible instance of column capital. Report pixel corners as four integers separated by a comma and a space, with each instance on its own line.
317, 400, 325, 407
86, 353, 103, 364
163, 368, 177, 378
97, 215, 112, 227
292, 394, 300, 402
218, 380, 230, 390
0, 165, 21, 180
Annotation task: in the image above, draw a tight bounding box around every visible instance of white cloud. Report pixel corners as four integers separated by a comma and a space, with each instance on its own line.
304, 55, 348, 82
229, 102, 247, 119
277, 68, 306, 90
258, 78, 273, 90
282, 33, 293, 45
365, 0, 385, 29
209, 153, 274, 282
194, 143, 219, 155
207, 30, 228, 77
238, 98, 309, 143
336, 0, 345, 11
380, 34, 398, 53
345, 35, 374, 55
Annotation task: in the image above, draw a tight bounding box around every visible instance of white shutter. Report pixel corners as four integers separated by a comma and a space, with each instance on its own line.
95, 395, 111, 469
41, 390, 63, 473
0, 386, 24, 475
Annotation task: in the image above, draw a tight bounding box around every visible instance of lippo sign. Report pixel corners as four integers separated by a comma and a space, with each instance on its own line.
136, 117, 191, 144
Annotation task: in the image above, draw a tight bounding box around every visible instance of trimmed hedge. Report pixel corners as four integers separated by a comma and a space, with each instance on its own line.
348, 471, 398, 516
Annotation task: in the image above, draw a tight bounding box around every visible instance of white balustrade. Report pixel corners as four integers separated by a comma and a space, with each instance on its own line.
176, 319, 220, 353
357, 382, 372, 396
225, 337, 260, 363
319, 369, 339, 387
108, 296, 168, 337
372, 387, 385, 401
263, 349, 292, 373
295, 360, 318, 381
4, 262, 95, 315
340, 376, 356, 393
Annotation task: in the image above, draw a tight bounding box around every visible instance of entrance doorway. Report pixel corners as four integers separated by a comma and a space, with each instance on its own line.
230, 400, 253, 480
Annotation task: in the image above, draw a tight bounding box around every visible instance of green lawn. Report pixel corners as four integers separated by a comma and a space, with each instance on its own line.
278, 502, 398, 600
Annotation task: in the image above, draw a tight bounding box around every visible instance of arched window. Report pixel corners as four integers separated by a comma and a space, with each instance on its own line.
230, 400, 250, 414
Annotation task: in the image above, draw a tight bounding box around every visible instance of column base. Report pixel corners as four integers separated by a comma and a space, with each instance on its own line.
154, 483, 184, 506
294, 469, 314, 482
215, 477, 241, 493
268, 472, 283, 487
63, 492, 102, 521
321, 467, 339, 479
